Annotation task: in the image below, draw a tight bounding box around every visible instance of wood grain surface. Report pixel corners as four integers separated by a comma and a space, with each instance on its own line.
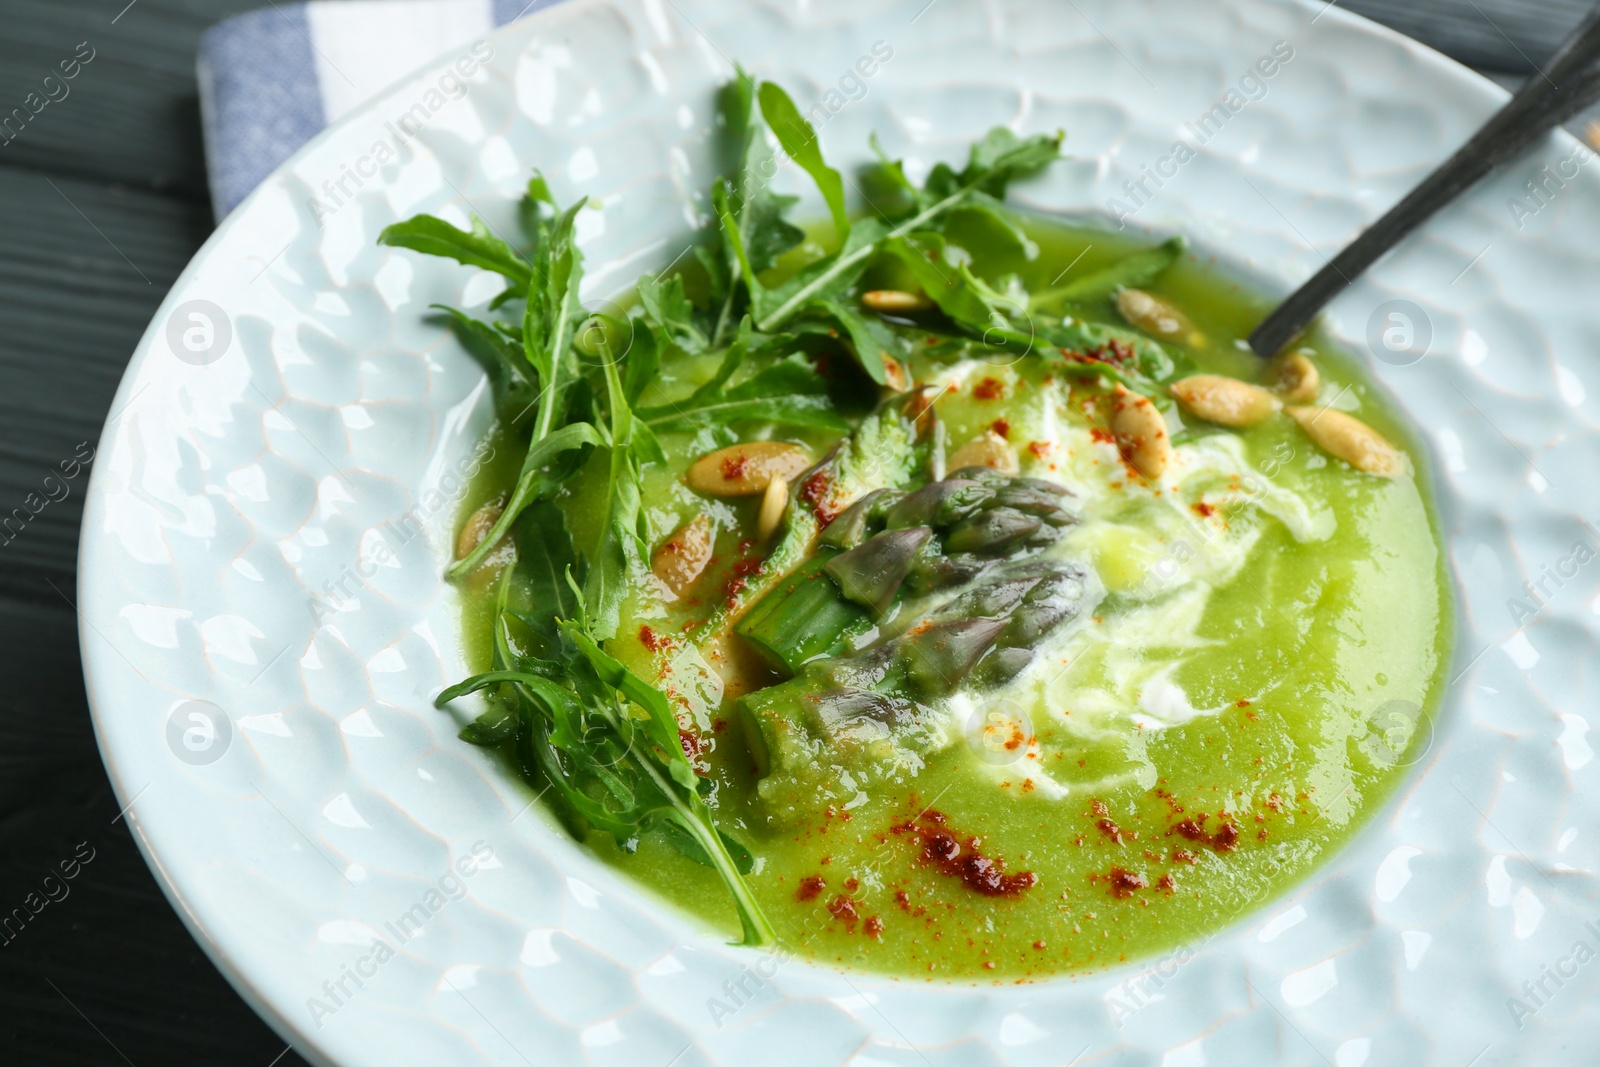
0, 1, 1585, 1064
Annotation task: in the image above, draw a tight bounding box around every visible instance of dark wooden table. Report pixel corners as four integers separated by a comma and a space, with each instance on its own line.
0, 1, 1587, 1063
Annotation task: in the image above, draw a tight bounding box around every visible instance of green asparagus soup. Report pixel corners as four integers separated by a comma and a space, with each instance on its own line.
387, 72, 1451, 981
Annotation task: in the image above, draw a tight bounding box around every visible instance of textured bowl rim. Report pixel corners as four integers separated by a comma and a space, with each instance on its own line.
78, 1, 1580, 1064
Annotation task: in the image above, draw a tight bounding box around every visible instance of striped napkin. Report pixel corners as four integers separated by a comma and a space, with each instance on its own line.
198, 0, 563, 221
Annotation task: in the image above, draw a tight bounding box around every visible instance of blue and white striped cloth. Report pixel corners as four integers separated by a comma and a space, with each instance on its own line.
198, 0, 564, 221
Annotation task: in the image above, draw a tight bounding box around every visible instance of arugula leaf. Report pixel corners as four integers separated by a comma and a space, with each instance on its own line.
815, 298, 894, 385
656, 820, 756, 875
728, 74, 807, 274
458, 701, 518, 746
861, 132, 923, 218
757, 81, 848, 244
524, 198, 588, 440
636, 316, 844, 430
582, 357, 649, 640
1029, 236, 1187, 309
559, 620, 774, 943
440, 666, 642, 835
706, 69, 805, 347
504, 500, 578, 653
945, 195, 1032, 260
925, 127, 1065, 201
757, 129, 1063, 333
377, 214, 532, 290
642, 352, 848, 432
449, 421, 602, 578
431, 306, 539, 422
716, 67, 757, 183
620, 319, 661, 406
563, 624, 682, 766
637, 273, 708, 354
755, 216, 887, 331
881, 233, 1011, 330
744, 191, 805, 277
713, 179, 762, 313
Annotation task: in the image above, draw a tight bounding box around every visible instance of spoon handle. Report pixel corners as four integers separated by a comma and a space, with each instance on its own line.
1248, 4, 1600, 358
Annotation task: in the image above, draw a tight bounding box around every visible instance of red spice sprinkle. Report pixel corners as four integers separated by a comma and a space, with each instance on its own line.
1236, 699, 1252, 708
1032, 940, 1046, 950
990, 418, 1011, 439
800, 469, 838, 526
796, 876, 826, 902
827, 894, 860, 928
712, 718, 727, 733
844, 878, 860, 892
1157, 873, 1177, 891
638, 625, 666, 653
1105, 867, 1148, 898
1193, 501, 1216, 518
678, 729, 702, 762
1172, 848, 1198, 865
891, 810, 1038, 898
973, 377, 1005, 400
723, 555, 765, 606
1152, 788, 1185, 816
721, 454, 749, 480
863, 916, 885, 937
1096, 818, 1124, 845
1089, 427, 1115, 445
1172, 817, 1240, 853
1028, 441, 1051, 459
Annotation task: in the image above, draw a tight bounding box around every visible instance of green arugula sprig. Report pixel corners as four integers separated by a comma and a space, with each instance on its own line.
382, 174, 779, 943
437, 513, 774, 946
378, 69, 1188, 948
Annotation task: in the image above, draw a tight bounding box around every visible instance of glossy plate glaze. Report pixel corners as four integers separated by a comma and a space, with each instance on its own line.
79, 1, 1600, 1063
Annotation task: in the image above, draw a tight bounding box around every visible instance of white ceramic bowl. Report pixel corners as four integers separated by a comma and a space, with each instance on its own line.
81, 1, 1600, 1063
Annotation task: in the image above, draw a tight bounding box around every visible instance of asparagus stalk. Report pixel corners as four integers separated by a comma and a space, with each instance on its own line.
735, 466, 1097, 789
734, 466, 1076, 676
735, 554, 871, 673
740, 554, 1094, 783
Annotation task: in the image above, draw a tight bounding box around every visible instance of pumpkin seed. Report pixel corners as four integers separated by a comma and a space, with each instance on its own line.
1170, 374, 1280, 427
862, 289, 935, 314
1111, 387, 1171, 480
883, 358, 911, 392
1287, 406, 1404, 476
651, 514, 715, 595
1273, 352, 1320, 403
455, 500, 503, 561
757, 475, 789, 541
947, 430, 1019, 474
686, 441, 811, 497
1116, 288, 1193, 340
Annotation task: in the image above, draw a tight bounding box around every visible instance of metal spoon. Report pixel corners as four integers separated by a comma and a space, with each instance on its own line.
1248, 3, 1600, 358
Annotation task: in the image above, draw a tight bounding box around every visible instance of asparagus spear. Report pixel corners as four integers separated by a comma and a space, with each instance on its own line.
740, 554, 1094, 782
734, 465, 1098, 793
734, 466, 1077, 676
